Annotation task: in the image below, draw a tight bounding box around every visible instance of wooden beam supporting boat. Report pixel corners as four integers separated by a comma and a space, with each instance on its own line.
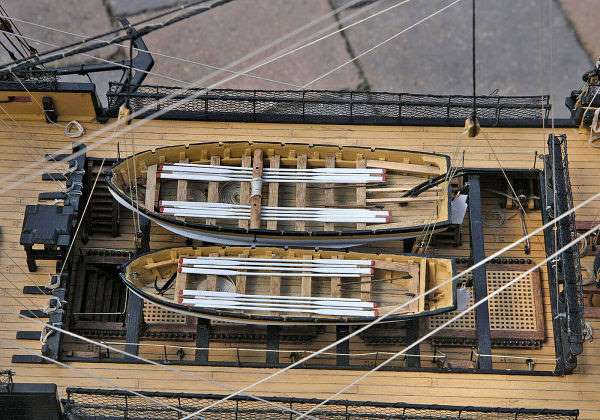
301, 254, 312, 297
356, 156, 367, 230
239, 153, 251, 229
206, 252, 219, 291
250, 149, 263, 229
175, 153, 189, 222
267, 155, 280, 230
295, 153, 307, 231
145, 164, 157, 211
324, 154, 335, 232
206, 155, 220, 225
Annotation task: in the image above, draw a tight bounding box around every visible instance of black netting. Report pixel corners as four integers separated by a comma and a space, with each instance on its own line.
63, 388, 578, 420
544, 134, 584, 372
0, 69, 59, 90
107, 83, 550, 126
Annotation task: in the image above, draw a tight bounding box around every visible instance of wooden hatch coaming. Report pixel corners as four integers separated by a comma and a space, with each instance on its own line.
109, 142, 451, 238
122, 246, 455, 325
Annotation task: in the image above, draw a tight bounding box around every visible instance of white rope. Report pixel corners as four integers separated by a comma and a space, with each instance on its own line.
64, 120, 85, 138
0, 105, 66, 191
8, 69, 66, 129
56, 158, 106, 280
180, 187, 600, 417
301, 0, 465, 89
0, 29, 190, 85
3, 164, 596, 419
296, 219, 600, 419
0, 337, 191, 416
0, 0, 379, 89
0, 1, 418, 195
10, 310, 316, 420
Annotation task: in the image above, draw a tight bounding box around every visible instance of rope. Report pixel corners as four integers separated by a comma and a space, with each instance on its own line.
0, 1, 420, 195
8, 69, 67, 129
56, 158, 106, 281
181, 186, 600, 417
0, 337, 191, 416
301, 0, 465, 88
64, 121, 85, 138
4, 175, 598, 419
0, 105, 66, 191
100, 341, 442, 359
0, 0, 383, 89
295, 219, 600, 418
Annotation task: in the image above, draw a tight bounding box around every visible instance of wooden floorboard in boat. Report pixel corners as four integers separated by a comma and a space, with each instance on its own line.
0, 118, 599, 418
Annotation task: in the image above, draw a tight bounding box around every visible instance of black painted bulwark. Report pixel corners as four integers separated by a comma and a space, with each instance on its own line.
467, 175, 493, 369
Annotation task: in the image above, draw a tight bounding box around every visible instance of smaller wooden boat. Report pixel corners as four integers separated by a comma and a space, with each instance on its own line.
107, 141, 451, 247
121, 246, 456, 325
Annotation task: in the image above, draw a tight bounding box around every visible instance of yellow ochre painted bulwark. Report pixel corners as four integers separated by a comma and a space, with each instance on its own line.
0, 89, 97, 122
1, 106, 599, 418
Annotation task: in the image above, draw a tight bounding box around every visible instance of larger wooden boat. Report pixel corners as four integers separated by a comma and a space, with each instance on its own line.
121, 246, 456, 325
107, 141, 451, 246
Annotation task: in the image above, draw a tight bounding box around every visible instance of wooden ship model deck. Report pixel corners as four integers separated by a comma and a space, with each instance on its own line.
0, 19, 600, 420
2, 84, 598, 418
108, 142, 450, 246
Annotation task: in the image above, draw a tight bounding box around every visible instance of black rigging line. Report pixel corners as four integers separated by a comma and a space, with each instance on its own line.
0, 2, 36, 55
0, 0, 218, 73
0, 37, 16, 61
471, 0, 476, 118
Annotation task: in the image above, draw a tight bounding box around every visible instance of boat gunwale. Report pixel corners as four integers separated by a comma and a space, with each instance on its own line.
120, 247, 458, 325
107, 141, 452, 238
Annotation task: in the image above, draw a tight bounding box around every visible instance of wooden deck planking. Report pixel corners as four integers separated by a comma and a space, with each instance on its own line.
0, 118, 599, 417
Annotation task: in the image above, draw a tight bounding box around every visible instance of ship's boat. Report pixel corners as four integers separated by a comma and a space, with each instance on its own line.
107, 141, 451, 246
121, 246, 456, 325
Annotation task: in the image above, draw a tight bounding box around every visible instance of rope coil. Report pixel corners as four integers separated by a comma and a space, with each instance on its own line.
64, 120, 84, 138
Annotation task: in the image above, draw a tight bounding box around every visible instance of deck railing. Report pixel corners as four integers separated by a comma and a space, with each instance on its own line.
543, 134, 585, 374
106, 82, 550, 127
63, 387, 579, 420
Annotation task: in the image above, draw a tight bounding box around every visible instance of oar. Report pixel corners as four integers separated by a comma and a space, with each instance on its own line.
180, 297, 373, 310
181, 290, 363, 302
166, 163, 385, 174
179, 267, 363, 277
161, 208, 389, 223
158, 172, 383, 183
180, 257, 373, 266
180, 301, 376, 317
179, 292, 373, 307
184, 264, 373, 275
160, 200, 389, 214
183, 261, 372, 270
